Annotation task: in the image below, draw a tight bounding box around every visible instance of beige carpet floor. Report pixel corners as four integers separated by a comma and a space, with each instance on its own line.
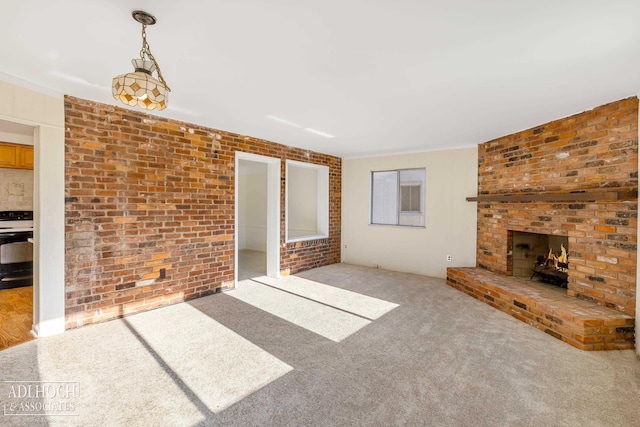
0, 263, 639, 426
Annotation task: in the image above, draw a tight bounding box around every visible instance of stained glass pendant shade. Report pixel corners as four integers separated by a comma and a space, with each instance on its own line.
112, 11, 171, 111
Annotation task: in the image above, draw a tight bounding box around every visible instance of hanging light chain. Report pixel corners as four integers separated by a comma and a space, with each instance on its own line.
139, 23, 171, 92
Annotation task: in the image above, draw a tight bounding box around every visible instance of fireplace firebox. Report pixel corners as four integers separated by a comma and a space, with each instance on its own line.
511, 231, 569, 288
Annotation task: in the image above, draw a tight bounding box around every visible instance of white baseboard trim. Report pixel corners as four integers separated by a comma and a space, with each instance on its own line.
32, 318, 65, 338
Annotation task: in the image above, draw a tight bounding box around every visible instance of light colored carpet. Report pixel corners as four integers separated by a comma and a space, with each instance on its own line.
0, 263, 639, 426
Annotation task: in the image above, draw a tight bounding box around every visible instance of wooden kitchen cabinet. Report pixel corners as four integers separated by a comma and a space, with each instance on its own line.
0, 143, 16, 167
0, 142, 34, 170
17, 145, 34, 169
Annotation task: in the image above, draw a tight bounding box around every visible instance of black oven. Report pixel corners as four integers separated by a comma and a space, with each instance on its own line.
0, 211, 33, 290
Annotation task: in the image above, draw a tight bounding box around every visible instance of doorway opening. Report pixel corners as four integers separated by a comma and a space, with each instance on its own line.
0, 119, 35, 349
235, 153, 280, 283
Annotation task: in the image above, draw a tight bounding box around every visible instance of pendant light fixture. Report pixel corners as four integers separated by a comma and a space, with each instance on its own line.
112, 10, 171, 111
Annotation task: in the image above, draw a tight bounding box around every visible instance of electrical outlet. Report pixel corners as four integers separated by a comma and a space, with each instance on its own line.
446, 255, 452, 262
344, 244, 348, 249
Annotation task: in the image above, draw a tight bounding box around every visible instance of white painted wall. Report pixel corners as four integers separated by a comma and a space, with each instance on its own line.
288, 165, 318, 238
238, 160, 267, 251
0, 78, 65, 337
0, 130, 33, 145
342, 147, 478, 279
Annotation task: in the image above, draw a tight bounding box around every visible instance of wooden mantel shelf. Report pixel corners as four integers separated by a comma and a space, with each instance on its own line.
466, 191, 637, 203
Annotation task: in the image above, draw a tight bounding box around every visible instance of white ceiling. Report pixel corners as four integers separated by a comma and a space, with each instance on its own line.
0, 1, 638, 158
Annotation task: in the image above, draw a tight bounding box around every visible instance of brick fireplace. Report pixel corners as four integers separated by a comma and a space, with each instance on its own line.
447, 97, 638, 350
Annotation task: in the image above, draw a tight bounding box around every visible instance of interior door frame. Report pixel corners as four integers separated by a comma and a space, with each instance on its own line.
0, 113, 65, 338
234, 152, 281, 284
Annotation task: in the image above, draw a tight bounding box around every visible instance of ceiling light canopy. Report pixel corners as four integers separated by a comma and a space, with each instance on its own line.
112, 10, 171, 111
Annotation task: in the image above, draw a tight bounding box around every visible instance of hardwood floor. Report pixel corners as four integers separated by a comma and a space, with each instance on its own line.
0, 286, 33, 351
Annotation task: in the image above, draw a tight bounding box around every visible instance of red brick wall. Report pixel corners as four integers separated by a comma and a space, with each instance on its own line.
64, 96, 341, 328
477, 97, 638, 315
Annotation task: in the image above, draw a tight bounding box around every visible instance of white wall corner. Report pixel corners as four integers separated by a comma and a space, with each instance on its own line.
34, 125, 66, 337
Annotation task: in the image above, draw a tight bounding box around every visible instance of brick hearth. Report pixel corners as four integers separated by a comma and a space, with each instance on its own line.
447, 267, 634, 350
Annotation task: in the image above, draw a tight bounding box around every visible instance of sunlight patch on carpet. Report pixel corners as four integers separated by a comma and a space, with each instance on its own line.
254, 275, 399, 320
230, 278, 398, 342
126, 303, 292, 413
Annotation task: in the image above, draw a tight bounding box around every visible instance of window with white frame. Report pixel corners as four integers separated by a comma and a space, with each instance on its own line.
286, 160, 329, 242
371, 168, 425, 227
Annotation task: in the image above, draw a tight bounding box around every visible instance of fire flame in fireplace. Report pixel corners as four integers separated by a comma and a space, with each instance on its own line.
546, 244, 568, 271
533, 244, 569, 288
